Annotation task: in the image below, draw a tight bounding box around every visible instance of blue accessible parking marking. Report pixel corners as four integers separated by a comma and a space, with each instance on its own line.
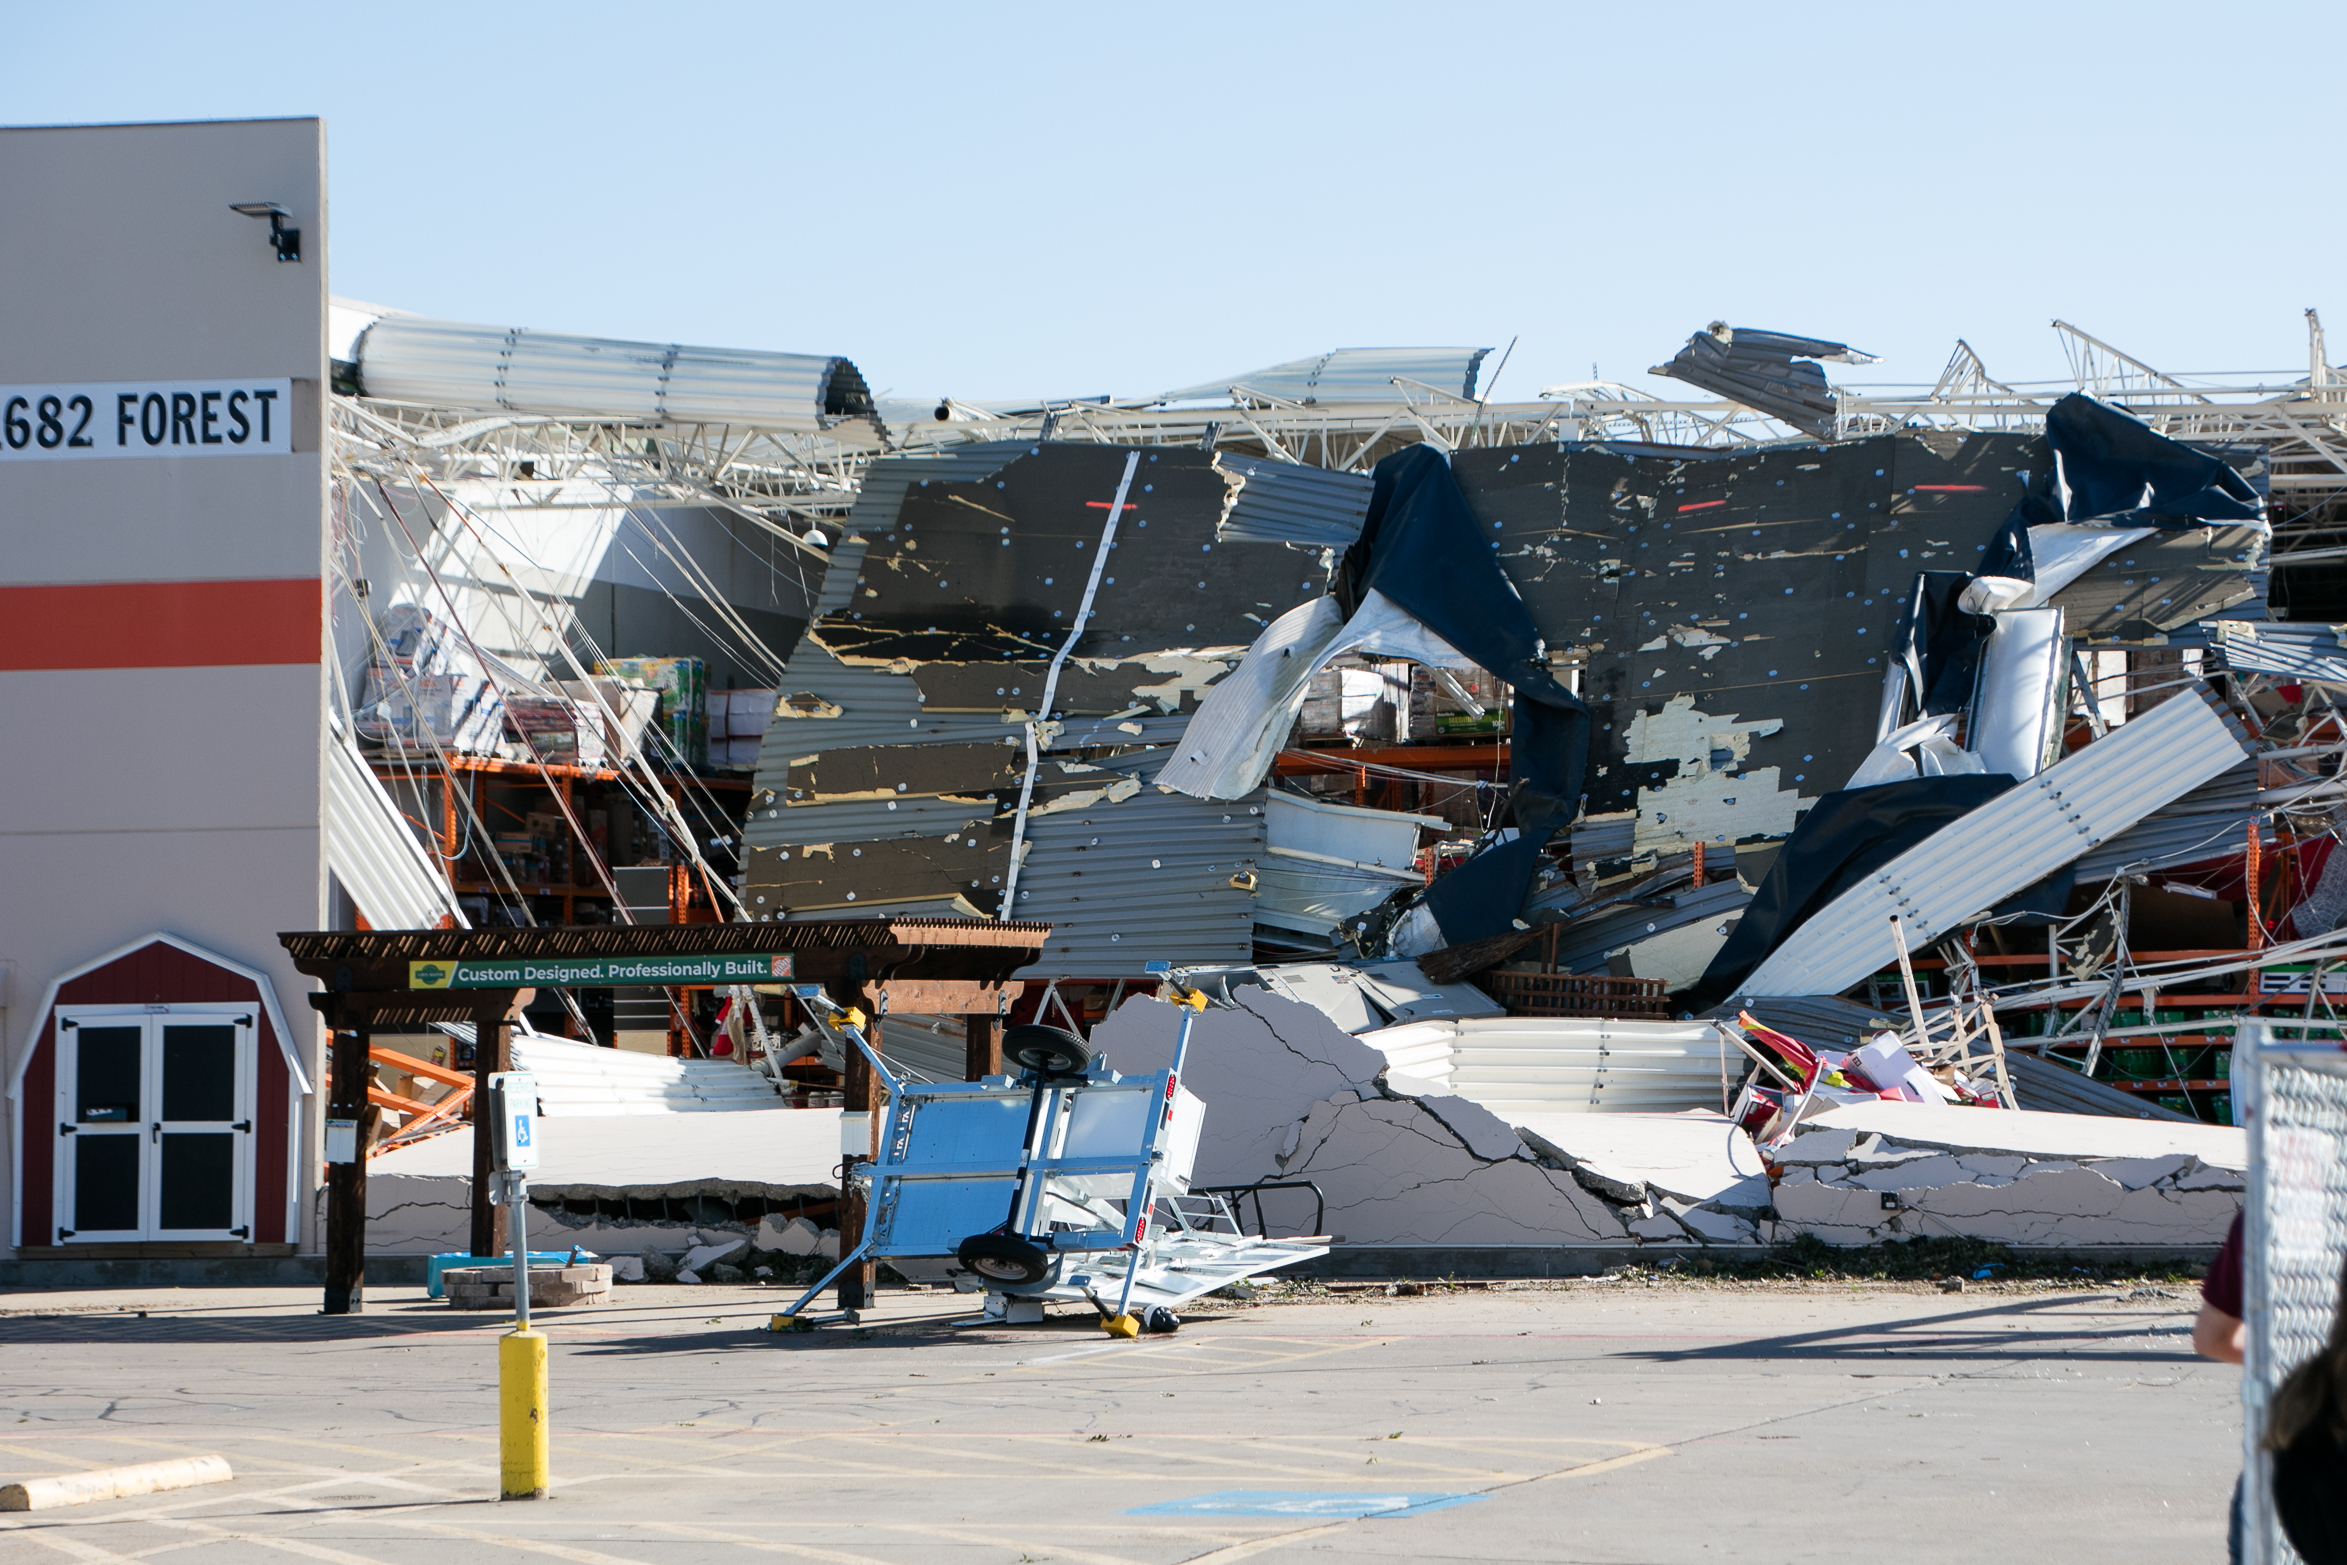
1126, 1490, 1486, 1519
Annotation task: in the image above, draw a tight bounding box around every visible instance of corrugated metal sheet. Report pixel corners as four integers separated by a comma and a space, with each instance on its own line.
510, 1034, 781, 1115
745, 785, 1267, 974
355, 314, 870, 428
1566, 814, 1637, 877
1705, 994, 1899, 1051
1740, 689, 2252, 998
1152, 597, 1346, 801
2045, 524, 2265, 634
740, 748, 1186, 859
749, 642, 1195, 771
810, 536, 869, 616
1357, 1016, 1733, 1115
2208, 619, 2347, 682
839, 443, 1033, 536
326, 730, 466, 931
1648, 324, 1870, 437
2071, 761, 2273, 878
743, 792, 991, 857
1008, 789, 1268, 977
1214, 454, 1375, 547
1158, 347, 1492, 406
2001, 1047, 2202, 1122
1543, 879, 1752, 975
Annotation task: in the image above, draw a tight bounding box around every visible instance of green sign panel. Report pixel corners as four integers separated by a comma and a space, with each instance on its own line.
408, 953, 794, 989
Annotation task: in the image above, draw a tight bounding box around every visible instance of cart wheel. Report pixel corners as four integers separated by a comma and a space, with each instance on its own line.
1143, 1306, 1182, 1334
1005, 1025, 1092, 1079
956, 1232, 1052, 1287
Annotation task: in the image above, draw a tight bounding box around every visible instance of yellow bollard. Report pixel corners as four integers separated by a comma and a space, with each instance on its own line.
499, 1327, 549, 1500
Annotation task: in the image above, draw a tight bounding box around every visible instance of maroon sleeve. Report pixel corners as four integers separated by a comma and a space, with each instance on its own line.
2202, 1209, 2245, 1318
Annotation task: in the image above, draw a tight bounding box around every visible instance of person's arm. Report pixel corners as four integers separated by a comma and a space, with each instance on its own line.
2194, 1300, 2245, 1364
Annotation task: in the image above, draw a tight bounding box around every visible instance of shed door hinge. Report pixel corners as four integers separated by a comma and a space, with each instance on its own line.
58, 1123, 76, 1136
232, 1121, 252, 1133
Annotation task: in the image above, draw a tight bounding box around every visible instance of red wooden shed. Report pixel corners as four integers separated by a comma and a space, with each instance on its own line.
11, 934, 307, 1253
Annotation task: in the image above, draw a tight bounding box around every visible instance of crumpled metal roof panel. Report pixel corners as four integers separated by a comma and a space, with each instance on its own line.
1158, 346, 1491, 406
1214, 454, 1375, 548
354, 314, 869, 428
2208, 618, 2347, 682
1008, 789, 1268, 977
1739, 688, 2252, 998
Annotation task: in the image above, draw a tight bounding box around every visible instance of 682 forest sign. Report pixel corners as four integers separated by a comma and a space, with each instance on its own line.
0, 379, 294, 460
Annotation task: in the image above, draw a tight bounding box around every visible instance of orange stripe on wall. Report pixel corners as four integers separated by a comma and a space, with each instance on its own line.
0, 579, 321, 670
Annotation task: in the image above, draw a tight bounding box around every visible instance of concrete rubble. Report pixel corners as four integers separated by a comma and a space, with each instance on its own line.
442, 1262, 614, 1309
356, 1105, 840, 1269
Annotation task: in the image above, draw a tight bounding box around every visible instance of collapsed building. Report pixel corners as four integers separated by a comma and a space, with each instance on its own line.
320, 312, 2347, 1264
13, 114, 2343, 1275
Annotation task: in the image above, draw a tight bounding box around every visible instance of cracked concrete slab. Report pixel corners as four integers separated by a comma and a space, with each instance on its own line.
1773, 1104, 2245, 1249
1802, 1103, 2248, 1169
1511, 1110, 1767, 1209
1093, 991, 1638, 1246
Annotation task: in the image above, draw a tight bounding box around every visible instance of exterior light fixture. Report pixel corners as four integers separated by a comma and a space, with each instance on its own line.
229, 202, 301, 262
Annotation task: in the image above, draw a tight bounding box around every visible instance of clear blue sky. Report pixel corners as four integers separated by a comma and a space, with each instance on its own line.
7, 2, 2339, 406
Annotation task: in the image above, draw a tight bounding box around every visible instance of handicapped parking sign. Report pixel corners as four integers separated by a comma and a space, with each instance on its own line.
486, 1072, 540, 1172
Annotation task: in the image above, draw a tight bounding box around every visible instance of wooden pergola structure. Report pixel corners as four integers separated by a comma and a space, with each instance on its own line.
279, 918, 1049, 1313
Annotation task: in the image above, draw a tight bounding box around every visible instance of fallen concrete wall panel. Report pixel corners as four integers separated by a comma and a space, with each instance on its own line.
1771, 1103, 2244, 1248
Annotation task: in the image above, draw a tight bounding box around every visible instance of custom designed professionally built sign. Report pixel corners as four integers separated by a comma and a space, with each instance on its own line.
0, 379, 294, 460
407, 953, 795, 989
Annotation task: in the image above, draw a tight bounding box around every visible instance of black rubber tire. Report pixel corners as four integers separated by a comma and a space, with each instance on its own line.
1005, 1024, 1092, 1078
956, 1232, 1052, 1287
1142, 1306, 1182, 1334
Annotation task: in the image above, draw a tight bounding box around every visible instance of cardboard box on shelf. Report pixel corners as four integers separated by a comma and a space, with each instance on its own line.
594, 657, 707, 771
722, 688, 776, 738
555, 678, 661, 758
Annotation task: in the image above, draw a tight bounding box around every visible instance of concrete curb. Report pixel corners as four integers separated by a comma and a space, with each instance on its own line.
1, 1455, 232, 1510
1286, 1243, 2225, 1279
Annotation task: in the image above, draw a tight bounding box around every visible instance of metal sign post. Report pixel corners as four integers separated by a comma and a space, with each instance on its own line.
486, 1071, 548, 1502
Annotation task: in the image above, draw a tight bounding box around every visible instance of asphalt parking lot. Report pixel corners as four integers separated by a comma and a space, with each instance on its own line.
0, 1278, 2240, 1564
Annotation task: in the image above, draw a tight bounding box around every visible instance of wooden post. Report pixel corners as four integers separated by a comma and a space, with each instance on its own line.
833, 978, 879, 1312
964, 1012, 1003, 1080
2246, 818, 2266, 953
469, 996, 513, 1262
322, 1013, 371, 1315
1979, 1000, 2017, 1111
1888, 915, 1932, 1053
